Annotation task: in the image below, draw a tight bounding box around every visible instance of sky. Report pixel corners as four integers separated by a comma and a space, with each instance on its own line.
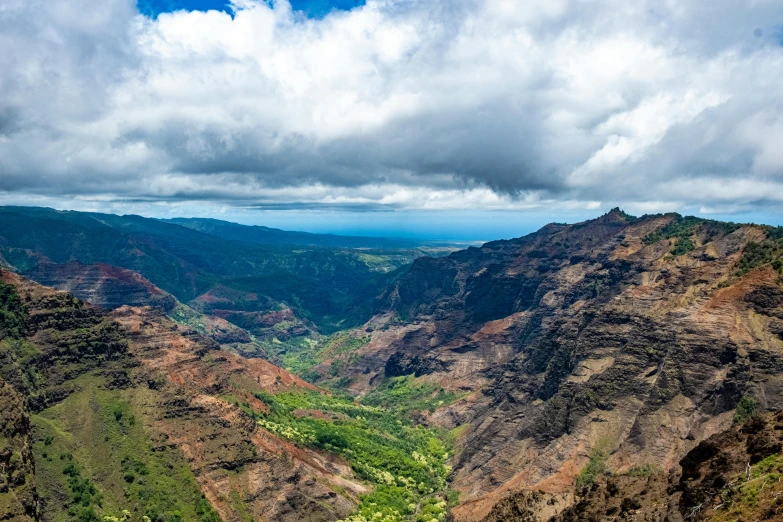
1, 0, 783, 240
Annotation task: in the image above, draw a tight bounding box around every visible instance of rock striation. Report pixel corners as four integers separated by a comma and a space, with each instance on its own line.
0, 269, 361, 522
336, 210, 783, 520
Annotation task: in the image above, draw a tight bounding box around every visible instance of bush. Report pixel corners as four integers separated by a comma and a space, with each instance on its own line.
0, 281, 28, 339
626, 463, 658, 477
576, 449, 608, 487
733, 396, 758, 424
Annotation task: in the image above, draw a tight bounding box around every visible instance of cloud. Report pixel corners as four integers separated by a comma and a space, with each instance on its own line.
0, 0, 782, 215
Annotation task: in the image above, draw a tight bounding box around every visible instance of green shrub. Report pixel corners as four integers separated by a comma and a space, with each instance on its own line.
0, 281, 28, 339
362, 375, 461, 417
626, 463, 658, 477
576, 449, 608, 487
737, 231, 783, 276
642, 215, 740, 256
733, 396, 758, 424
670, 236, 695, 256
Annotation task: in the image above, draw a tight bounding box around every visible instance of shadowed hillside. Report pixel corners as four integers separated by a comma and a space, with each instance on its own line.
0, 206, 434, 338
5, 207, 783, 522
314, 209, 783, 520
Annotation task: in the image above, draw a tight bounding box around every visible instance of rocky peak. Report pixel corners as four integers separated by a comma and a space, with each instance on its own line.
336, 212, 783, 521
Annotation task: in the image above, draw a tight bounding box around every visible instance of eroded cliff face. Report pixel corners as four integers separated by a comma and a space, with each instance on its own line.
111, 305, 363, 522
0, 270, 360, 522
333, 210, 783, 520
23, 261, 177, 311
0, 383, 40, 522
482, 410, 783, 522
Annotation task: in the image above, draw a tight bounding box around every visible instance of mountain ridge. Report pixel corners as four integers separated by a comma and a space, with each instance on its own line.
164, 217, 437, 249
4, 206, 783, 522
319, 208, 783, 520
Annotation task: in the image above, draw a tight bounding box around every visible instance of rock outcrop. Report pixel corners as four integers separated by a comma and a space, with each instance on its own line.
482, 410, 783, 522
334, 210, 783, 520
0, 383, 40, 522
23, 261, 177, 311
0, 269, 361, 522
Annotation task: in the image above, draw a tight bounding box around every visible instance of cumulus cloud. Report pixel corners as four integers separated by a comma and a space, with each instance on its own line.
0, 0, 782, 214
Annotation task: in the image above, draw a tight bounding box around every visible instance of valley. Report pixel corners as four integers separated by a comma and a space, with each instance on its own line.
3, 206, 783, 522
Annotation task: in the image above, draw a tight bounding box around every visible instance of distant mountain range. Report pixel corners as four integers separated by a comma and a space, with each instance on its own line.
0, 206, 455, 337
164, 217, 435, 249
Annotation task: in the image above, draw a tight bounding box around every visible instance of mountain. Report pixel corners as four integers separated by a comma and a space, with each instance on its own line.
0, 269, 357, 522
0, 270, 453, 522
0, 206, 418, 335
318, 209, 783, 520
164, 217, 428, 249
4, 206, 783, 522
484, 408, 783, 522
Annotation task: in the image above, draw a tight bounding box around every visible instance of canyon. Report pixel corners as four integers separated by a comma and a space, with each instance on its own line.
3, 206, 783, 522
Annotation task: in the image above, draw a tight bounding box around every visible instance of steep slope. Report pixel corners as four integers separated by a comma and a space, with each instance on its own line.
0, 206, 399, 332
482, 409, 783, 522
326, 209, 783, 520
24, 261, 177, 311
0, 269, 364, 522
0, 382, 39, 522
18, 260, 273, 361
0, 269, 458, 522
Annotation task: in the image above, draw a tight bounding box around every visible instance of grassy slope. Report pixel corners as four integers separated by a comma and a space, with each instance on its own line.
32, 374, 219, 522
0, 277, 220, 522
2, 274, 461, 522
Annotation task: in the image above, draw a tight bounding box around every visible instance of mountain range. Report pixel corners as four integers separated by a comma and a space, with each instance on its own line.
2, 206, 783, 522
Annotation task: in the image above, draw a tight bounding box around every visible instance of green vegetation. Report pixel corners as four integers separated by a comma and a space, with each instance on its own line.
713, 452, 783, 521
443, 425, 469, 448
669, 236, 695, 256
361, 375, 462, 418
247, 390, 454, 522
642, 214, 740, 256
625, 463, 659, 477
0, 280, 220, 522
167, 304, 210, 336
0, 206, 410, 333
737, 226, 783, 277
0, 281, 27, 339
258, 330, 371, 381
733, 396, 758, 424
575, 449, 608, 487
612, 208, 638, 223
61, 455, 103, 522
33, 375, 221, 522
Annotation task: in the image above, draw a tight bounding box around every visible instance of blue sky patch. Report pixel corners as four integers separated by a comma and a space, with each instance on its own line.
137, 0, 365, 19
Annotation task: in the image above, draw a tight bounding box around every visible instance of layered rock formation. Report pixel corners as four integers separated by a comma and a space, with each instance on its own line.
111, 305, 364, 522
23, 261, 177, 311
483, 410, 783, 522
333, 210, 783, 520
0, 383, 39, 522
0, 269, 361, 522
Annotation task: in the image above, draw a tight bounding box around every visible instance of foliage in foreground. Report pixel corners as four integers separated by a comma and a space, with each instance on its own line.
712, 453, 783, 521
